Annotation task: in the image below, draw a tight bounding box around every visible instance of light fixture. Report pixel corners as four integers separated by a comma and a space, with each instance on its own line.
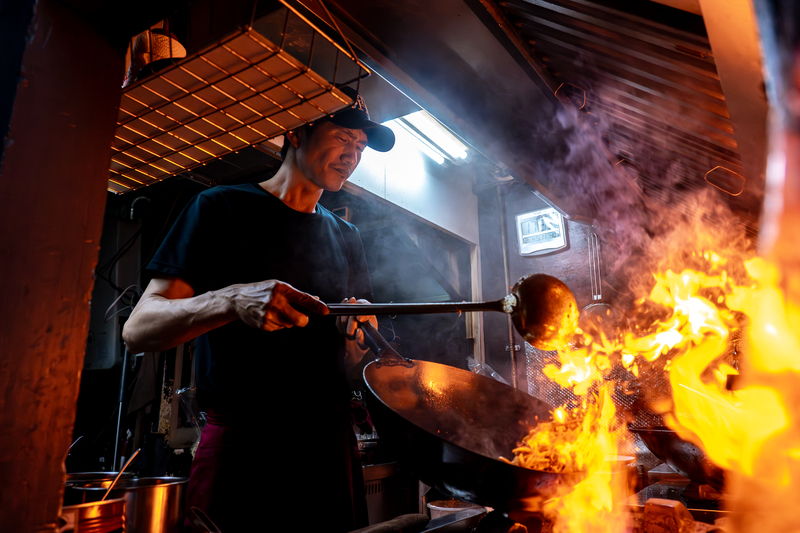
383, 110, 469, 165
402, 111, 468, 161
385, 121, 445, 165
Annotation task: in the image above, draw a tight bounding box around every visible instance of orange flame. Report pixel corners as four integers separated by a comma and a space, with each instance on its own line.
628, 253, 800, 532
511, 247, 800, 531
513, 324, 630, 531
618, 257, 794, 481
540, 385, 630, 533
509, 384, 629, 533
507, 234, 800, 532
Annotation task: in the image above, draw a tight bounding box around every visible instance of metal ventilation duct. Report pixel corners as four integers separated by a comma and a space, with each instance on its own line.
481, 0, 767, 233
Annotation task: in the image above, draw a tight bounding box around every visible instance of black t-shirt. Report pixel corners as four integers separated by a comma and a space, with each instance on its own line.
147, 183, 373, 419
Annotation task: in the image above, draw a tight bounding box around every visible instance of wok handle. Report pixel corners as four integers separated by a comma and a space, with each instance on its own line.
358, 321, 409, 365
326, 300, 508, 316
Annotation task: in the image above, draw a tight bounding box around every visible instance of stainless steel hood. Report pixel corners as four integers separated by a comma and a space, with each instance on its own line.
295, 0, 768, 233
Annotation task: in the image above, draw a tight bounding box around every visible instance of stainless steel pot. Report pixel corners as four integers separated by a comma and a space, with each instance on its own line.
64, 472, 135, 506
60, 498, 125, 533
68, 477, 188, 533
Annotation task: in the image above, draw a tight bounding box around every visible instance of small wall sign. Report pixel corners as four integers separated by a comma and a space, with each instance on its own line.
515, 208, 567, 256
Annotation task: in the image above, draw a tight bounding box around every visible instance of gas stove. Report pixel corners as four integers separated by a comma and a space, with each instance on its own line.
627, 480, 730, 522
418, 508, 548, 533
626, 465, 731, 533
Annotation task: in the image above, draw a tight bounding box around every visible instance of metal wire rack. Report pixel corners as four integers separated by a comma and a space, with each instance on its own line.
525, 326, 742, 459
108, 2, 367, 193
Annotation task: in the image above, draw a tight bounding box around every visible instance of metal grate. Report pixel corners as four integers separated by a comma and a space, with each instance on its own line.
525, 327, 742, 458
525, 341, 665, 458
108, 6, 364, 193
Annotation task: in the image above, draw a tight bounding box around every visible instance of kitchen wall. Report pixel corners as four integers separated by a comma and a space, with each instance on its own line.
346, 133, 480, 246
477, 179, 598, 388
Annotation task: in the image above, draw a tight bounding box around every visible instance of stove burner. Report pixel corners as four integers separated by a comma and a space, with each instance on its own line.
474, 510, 544, 533
416, 508, 548, 533
627, 480, 731, 526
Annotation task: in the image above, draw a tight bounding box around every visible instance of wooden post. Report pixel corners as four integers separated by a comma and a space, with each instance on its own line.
0, 0, 125, 530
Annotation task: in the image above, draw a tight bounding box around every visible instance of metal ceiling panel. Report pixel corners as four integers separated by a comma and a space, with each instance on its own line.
487, 0, 764, 232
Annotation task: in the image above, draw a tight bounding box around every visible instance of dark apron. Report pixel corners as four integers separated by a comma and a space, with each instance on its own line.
184, 407, 368, 532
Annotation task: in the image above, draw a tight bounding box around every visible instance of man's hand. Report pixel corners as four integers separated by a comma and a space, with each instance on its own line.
226, 280, 329, 331
122, 277, 331, 353
336, 297, 378, 368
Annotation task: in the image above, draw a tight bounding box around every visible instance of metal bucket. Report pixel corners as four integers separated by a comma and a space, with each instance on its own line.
66, 472, 135, 487
60, 498, 125, 533
64, 472, 136, 505
69, 477, 188, 533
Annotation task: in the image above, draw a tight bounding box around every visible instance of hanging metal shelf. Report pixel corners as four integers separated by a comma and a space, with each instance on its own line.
108, 3, 365, 193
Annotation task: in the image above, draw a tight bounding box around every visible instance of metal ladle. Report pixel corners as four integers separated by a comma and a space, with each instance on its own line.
101, 448, 140, 501
326, 273, 578, 351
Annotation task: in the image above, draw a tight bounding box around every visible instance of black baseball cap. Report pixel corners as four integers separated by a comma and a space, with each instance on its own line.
323, 86, 395, 152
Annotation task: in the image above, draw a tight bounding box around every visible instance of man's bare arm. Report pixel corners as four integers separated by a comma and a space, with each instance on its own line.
122, 276, 329, 353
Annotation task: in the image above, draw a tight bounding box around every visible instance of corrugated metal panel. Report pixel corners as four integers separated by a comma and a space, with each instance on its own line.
495, 0, 759, 230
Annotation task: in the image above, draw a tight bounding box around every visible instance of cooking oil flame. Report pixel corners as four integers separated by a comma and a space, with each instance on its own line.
514, 248, 800, 532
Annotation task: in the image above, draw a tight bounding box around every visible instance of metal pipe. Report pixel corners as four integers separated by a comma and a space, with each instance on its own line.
497, 185, 518, 389
113, 348, 129, 471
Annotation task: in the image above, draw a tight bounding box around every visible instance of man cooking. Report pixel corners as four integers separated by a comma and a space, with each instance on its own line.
122, 86, 395, 532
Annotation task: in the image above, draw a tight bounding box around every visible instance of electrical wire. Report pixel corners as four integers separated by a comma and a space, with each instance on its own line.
104, 285, 142, 323
138, 190, 185, 279
95, 196, 151, 297
96, 227, 143, 298
379, 318, 399, 344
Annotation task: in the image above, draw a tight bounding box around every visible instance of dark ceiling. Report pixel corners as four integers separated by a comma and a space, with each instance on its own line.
306, 0, 765, 233
121, 0, 767, 236
490, 0, 762, 232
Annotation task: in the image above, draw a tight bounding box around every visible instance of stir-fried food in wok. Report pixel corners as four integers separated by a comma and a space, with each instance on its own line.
500, 401, 604, 474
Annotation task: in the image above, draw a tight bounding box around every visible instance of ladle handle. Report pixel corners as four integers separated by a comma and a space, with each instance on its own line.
357, 321, 409, 365
326, 300, 508, 316
101, 448, 140, 501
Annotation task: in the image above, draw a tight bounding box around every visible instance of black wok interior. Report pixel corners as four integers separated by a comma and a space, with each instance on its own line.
365, 359, 553, 460
363, 359, 584, 507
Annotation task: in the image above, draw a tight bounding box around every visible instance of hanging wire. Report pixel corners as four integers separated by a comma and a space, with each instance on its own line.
168, 16, 173, 61
148, 25, 153, 67
379, 317, 399, 344
249, 0, 259, 29
104, 285, 142, 323
313, 0, 366, 91
314, 0, 360, 72
96, 228, 143, 296
307, 29, 317, 68
138, 190, 185, 276
276, 0, 369, 74
332, 48, 340, 87
280, 6, 291, 50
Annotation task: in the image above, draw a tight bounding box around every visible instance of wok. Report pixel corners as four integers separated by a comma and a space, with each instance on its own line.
629, 426, 725, 491
360, 323, 582, 509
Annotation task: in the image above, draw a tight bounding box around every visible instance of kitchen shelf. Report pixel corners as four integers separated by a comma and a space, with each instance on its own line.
108, 19, 360, 193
